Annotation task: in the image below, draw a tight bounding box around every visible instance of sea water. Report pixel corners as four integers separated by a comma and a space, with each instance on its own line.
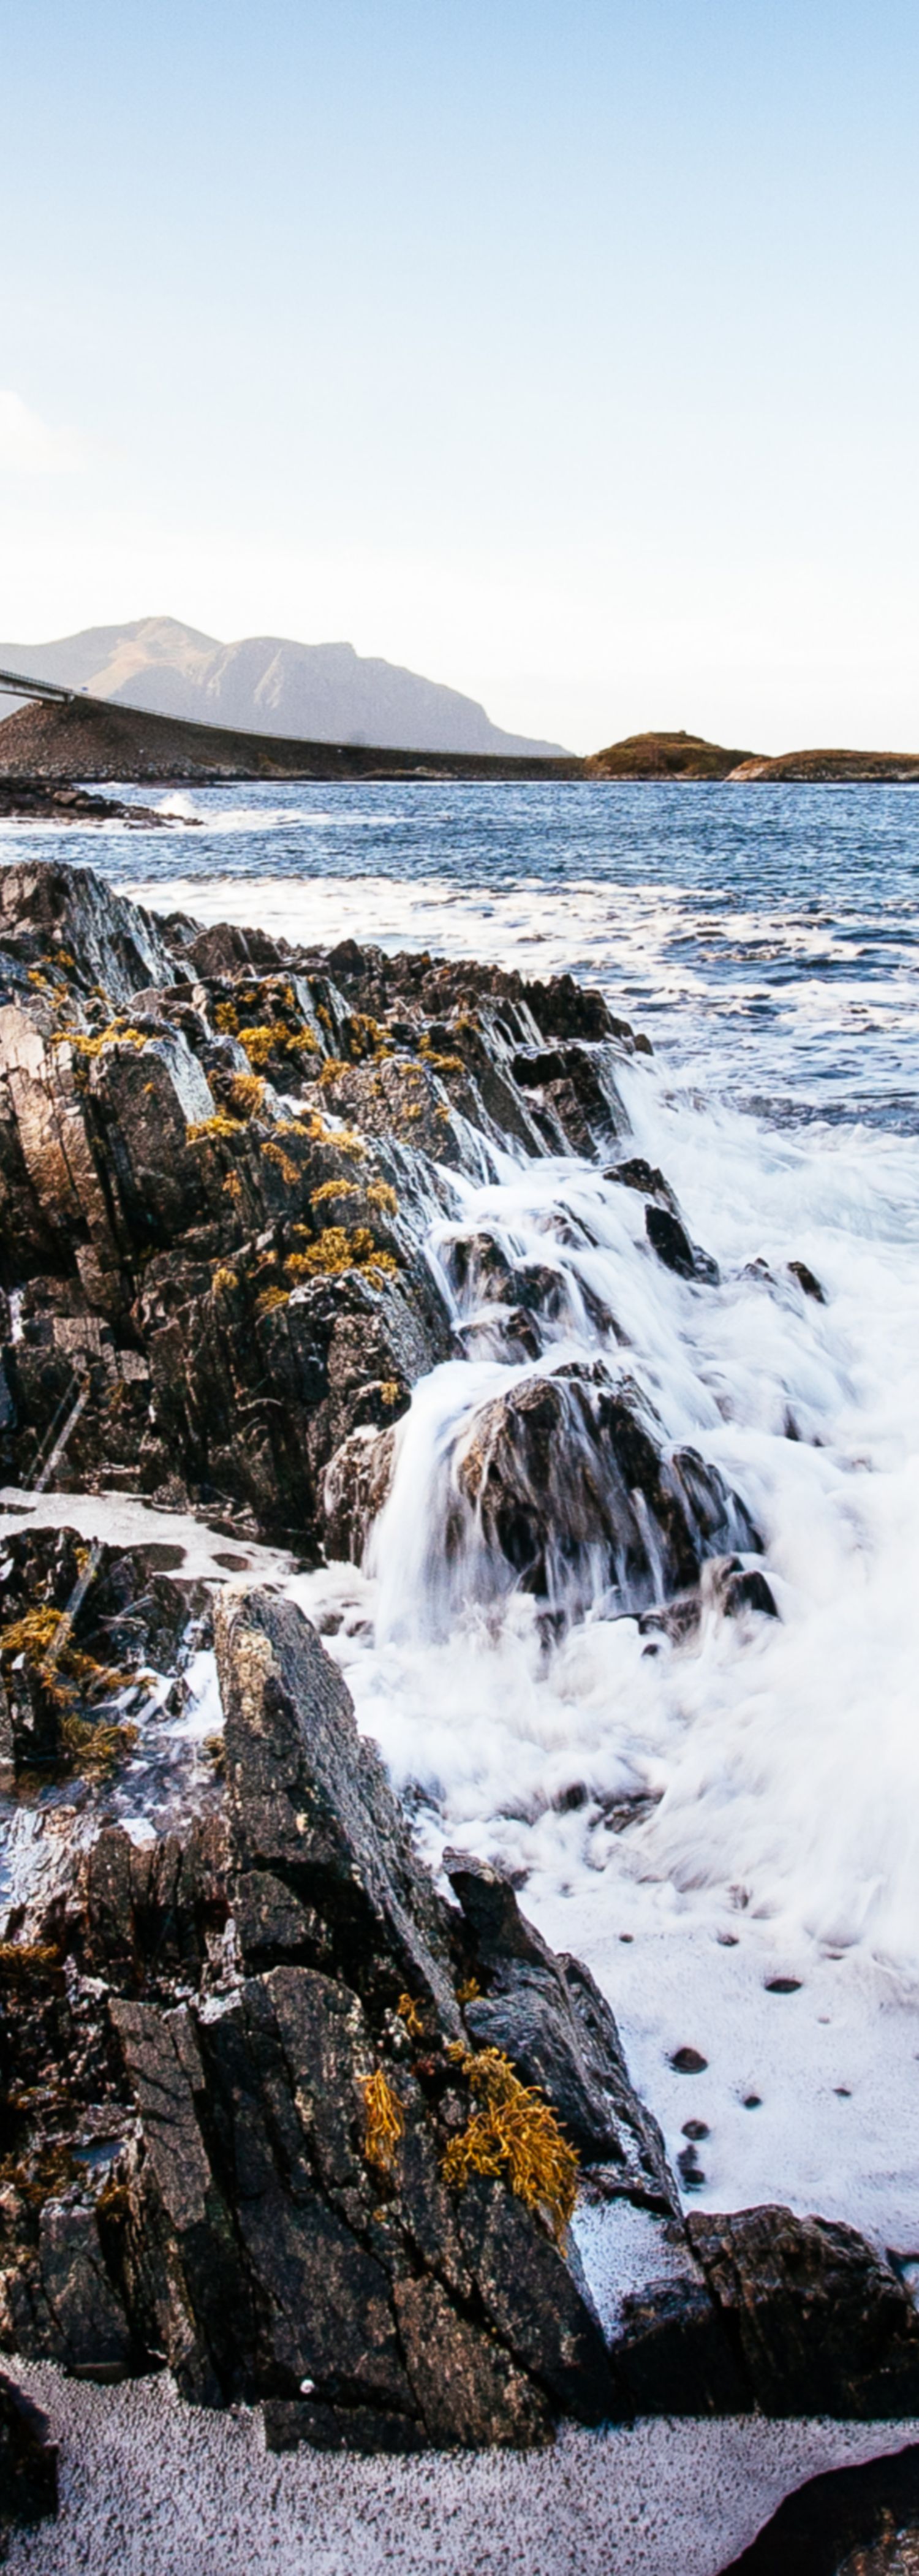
7, 776, 919, 2243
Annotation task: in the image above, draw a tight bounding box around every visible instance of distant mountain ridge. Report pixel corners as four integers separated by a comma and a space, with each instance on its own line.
0, 615, 567, 757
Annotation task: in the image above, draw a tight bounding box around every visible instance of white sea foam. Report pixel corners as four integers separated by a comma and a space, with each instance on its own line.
6, 2359, 919, 2576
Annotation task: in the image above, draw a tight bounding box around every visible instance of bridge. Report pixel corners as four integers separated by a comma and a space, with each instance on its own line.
0, 665, 76, 706
0, 662, 583, 785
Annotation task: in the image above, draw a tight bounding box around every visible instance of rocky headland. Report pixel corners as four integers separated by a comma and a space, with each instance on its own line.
0, 781, 183, 828
0, 857, 917, 2549
585, 730, 758, 779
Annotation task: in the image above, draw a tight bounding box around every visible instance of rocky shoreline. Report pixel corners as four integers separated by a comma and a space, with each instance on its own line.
0, 857, 916, 2555
0, 781, 184, 829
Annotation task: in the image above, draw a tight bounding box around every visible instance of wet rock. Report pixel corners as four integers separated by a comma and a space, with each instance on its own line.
393, 2274, 552, 2448
183, 922, 293, 979
572, 2195, 748, 2416
445, 1852, 678, 2210
688, 2206, 919, 2416
0, 859, 183, 1010
787, 1257, 826, 1303
216, 1588, 459, 2028
709, 1556, 779, 1620
721, 2443, 919, 2574
607, 1156, 681, 1215
453, 2172, 622, 2423
32, 2200, 134, 2377
670, 2047, 708, 2074
0, 862, 657, 1551
510, 1044, 625, 1155
613, 2252, 749, 2415
454, 1365, 757, 1618
0, 1526, 211, 1782
322, 1422, 397, 1562
0, 2372, 58, 2548
645, 1203, 720, 1284
262, 2395, 425, 2454
81, 1597, 625, 2442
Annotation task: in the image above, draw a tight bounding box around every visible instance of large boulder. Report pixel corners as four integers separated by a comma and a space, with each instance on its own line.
688, 2207, 919, 2418
452, 1364, 760, 1617
722, 2443, 919, 2574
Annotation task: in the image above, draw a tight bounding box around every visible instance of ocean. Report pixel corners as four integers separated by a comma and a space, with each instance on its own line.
9, 776, 919, 2245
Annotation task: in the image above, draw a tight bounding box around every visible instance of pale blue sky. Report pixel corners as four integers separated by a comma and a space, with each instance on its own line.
1, 0, 917, 750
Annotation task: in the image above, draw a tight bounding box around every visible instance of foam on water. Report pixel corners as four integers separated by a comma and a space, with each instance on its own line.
6, 2360, 918, 2576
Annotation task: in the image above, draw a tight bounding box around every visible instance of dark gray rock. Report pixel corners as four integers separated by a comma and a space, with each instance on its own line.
689, 2205, 919, 2417
445, 1852, 678, 2210
787, 1258, 826, 1303
645, 1203, 720, 1284
0, 858, 184, 1009
0, 2373, 58, 2549
262, 2396, 425, 2455
455, 1366, 757, 1617
722, 2442, 919, 2573
216, 1588, 460, 2031
455, 2173, 623, 2422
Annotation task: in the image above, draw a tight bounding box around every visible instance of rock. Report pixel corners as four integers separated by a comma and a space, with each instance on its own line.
453, 1365, 758, 1617
0, 858, 183, 1010
0, 1525, 211, 1781
444, 1852, 678, 2210
321, 1422, 398, 1561
607, 1156, 681, 1215
33, 2200, 134, 2378
787, 1258, 826, 1303
216, 1588, 459, 2029
708, 1556, 779, 1621
0, 2372, 58, 2550
452, 2172, 622, 2422
510, 1044, 625, 1154
645, 1203, 720, 1284
36, 1586, 615, 2444
722, 2445, 919, 2573
393, 2274, 553, 2448
262, 2396, 425, 2454
0, 862, 663, 1553
0, 782, 181, 830
688, 2206, 919, 2416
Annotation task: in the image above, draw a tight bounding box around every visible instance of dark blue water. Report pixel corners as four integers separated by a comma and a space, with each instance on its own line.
6, 778, 919, 1124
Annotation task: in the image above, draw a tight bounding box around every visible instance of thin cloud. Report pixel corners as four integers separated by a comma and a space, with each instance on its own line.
0, 391, 85, 474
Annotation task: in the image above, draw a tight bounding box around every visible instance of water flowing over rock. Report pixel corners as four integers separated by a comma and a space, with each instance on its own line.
447, 1365, 757, 1619
0, 859, 645, 1551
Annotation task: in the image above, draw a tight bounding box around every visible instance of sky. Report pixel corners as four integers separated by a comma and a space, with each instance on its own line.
1, 0, 917, 754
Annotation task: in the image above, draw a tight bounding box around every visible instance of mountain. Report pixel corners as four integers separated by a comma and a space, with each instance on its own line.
0, 616, 567, 757
585, 729, 758, 779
